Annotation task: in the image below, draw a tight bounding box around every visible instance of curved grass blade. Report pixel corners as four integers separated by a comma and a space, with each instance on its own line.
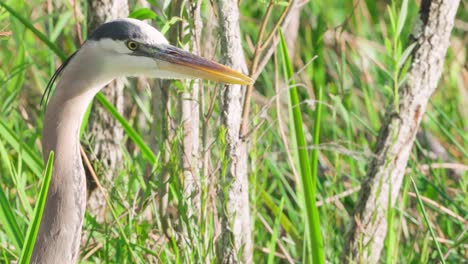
19, 152, 54, 264
96, 93, 157, 164
0, 185, 24, 252
0, 119, 42, 178
410, 176, 446, 264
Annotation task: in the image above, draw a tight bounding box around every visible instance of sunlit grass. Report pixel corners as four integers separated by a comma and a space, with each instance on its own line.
279, 30, 324, 263
0, 0, 466, 263
19, 152, 53, 264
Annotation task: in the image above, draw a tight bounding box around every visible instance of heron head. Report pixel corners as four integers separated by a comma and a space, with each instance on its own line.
83, 18, 252, 85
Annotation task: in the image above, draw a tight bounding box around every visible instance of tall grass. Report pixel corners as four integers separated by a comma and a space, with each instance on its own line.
279, 30, 324, 263
19, 152, 53, 264
0, 0, 466, 263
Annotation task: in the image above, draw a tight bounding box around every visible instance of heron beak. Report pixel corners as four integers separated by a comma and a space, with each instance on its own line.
155, 45, 253, 85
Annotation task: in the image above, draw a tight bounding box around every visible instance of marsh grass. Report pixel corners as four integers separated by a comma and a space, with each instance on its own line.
18, 152, 53, 264
0, 0, 466, 263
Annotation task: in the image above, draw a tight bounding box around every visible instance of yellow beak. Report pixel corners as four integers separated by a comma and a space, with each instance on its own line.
155, 44, 253, 85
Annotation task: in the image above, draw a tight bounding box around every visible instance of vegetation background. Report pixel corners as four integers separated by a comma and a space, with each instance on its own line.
0, 0, 466, 263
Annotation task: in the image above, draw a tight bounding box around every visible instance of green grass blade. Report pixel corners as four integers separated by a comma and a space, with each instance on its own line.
410, 176, 446, 264
49, 11, 72, 42
19, 151, 54, 264
0, 1, 66, 60
279, 30, 325, 264
259, 190, 300, 243
267, 198, 285, 264
0, 119, 42, 178
96, 93, 157, 164
426, 111, 467, 158
0, 184, 24, 252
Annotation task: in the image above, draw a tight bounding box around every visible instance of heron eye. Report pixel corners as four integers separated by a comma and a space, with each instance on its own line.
127, 41, 139, 51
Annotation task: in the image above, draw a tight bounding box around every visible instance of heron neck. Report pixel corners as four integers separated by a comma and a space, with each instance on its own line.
32, 70, 108, 263
42, 85, 98, 160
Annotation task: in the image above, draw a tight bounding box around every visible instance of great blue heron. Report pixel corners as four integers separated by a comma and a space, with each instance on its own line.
32, 18, 252, 264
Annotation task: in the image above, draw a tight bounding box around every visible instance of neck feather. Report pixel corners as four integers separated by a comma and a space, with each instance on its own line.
32, 57, 110, 263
